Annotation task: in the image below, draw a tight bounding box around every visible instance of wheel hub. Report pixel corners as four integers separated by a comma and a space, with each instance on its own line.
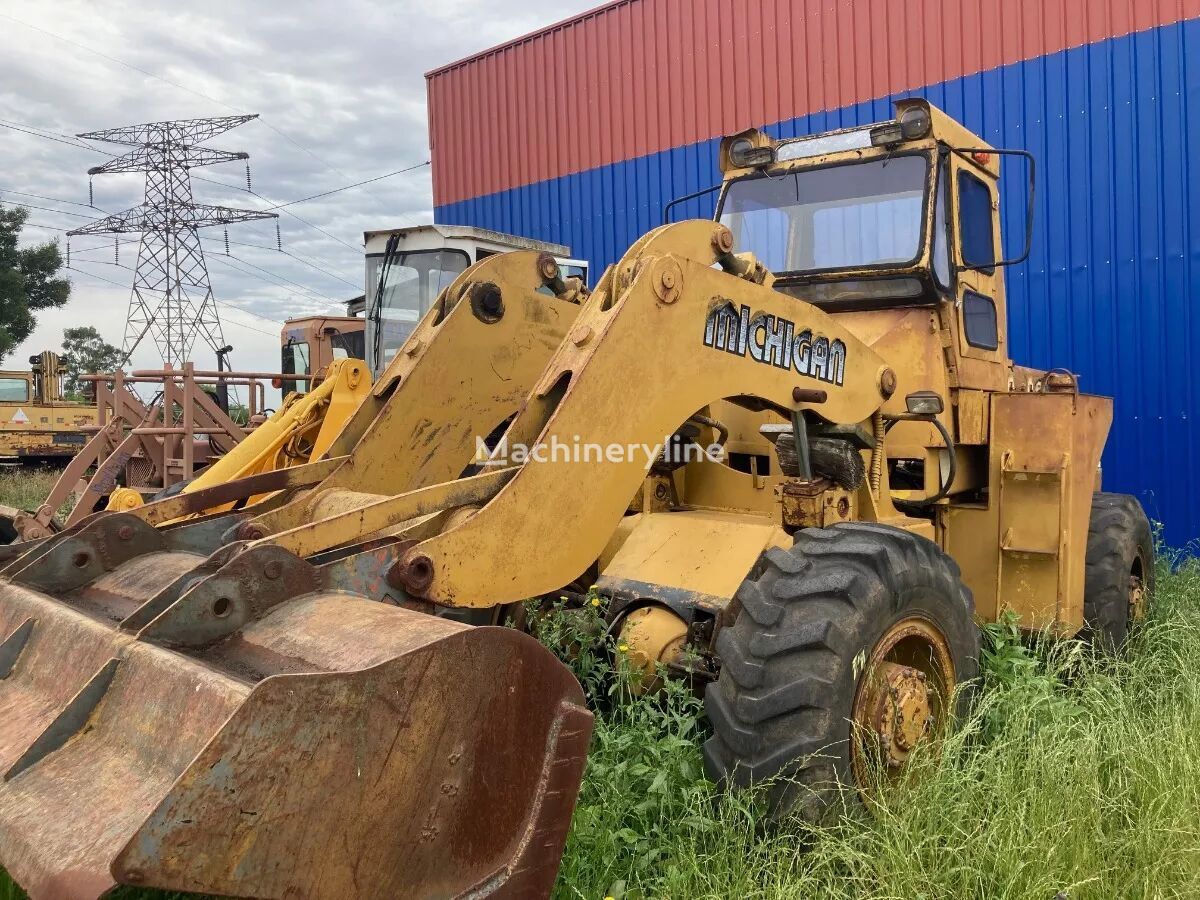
851, 616, 955, 792
864, 661, 934, 767
1129, 573, 1147, 622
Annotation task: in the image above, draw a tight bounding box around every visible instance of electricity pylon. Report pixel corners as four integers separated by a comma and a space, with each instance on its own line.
68, 114, 278, 365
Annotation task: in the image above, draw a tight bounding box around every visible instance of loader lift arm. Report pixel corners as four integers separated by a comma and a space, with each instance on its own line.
237, 220, 893, 607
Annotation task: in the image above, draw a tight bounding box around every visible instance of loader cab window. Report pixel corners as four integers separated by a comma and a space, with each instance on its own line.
367, 248, 470, 372
932, 158, 951, 290
329, 328, 366, 362
958, 170, 995, 271
963, 291, 999, 350
0, 378, 28, 402
718, 154, 929, 277
281, 339, 310, 396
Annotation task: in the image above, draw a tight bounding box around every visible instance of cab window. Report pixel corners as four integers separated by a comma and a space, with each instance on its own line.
963, 291, 999, 350
281, 340, 311, 396
932, 160, 951, 290
958, 170, 995, 271
0, 378, 29, 402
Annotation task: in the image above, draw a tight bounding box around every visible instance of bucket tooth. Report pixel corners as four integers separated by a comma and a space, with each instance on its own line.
9, 513, 166, 595
117, 543, 243, 634
5, 658, 120, 780
135, 544, 321, 649
0, 618, 34, 679
73, 550, 207, 624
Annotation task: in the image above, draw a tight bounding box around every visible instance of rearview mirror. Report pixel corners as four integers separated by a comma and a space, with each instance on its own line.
955, 147, 1036, 271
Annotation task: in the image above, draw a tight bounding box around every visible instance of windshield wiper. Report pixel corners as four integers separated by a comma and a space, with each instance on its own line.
370, 232, 401, 375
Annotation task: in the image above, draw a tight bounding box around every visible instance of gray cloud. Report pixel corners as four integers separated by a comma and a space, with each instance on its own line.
0, 0, 596, 376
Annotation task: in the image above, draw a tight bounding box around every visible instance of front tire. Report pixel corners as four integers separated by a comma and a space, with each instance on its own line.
1082, 492, 1153, 652
703, 523, 979, 818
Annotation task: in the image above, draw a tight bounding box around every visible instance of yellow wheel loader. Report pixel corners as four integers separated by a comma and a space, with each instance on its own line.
0, 100, 1152, 897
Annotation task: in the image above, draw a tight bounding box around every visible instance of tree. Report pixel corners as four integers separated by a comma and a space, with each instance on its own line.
61, 326, 123, 396
0, 204, 71, 364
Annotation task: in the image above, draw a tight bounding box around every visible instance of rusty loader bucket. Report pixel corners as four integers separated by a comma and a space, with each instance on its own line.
0, 513, 591, 899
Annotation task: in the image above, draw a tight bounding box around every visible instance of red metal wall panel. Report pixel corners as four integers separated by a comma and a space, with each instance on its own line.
427, 0, 1200, 207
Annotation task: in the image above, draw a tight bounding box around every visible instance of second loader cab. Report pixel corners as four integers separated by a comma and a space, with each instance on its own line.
278, 316, 367, 397
364, 224, 588, 377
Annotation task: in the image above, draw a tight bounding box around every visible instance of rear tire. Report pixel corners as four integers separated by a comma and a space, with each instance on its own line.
703, 522, 978, 818
1082, 492, 1153, 652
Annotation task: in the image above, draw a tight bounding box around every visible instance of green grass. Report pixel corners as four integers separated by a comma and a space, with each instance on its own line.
1, 486, 1198, 898
549, 556, 1200, 899
0, 469, 63, 516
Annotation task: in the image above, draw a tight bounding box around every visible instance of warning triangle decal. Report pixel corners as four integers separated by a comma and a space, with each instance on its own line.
10, 409, 29, 424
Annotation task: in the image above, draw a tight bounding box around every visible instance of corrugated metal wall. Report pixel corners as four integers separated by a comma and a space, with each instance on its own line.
429, 6, 1200, 546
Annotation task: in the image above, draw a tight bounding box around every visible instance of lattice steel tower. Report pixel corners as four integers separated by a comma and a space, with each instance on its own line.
68, 114, 278, 365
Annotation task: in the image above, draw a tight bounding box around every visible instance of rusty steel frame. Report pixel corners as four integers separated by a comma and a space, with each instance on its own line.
4, 365, 302, 542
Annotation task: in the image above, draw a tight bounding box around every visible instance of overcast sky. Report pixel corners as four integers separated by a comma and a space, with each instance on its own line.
0, 0, 598, 383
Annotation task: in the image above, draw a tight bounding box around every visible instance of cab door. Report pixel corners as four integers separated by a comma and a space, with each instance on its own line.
949, 153, 1009, 389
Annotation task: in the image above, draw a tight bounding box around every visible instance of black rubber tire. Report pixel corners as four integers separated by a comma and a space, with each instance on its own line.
703, 522, 979, 818
1081, 492, 1154, 652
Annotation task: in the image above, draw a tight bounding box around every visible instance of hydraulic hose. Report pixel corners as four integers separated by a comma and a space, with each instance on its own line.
869, 411, 885, 494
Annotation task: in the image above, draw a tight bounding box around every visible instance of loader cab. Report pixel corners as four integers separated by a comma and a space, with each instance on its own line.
715, 99, 1033, 389
364, 224, 587, 376
278, 316, 366, 397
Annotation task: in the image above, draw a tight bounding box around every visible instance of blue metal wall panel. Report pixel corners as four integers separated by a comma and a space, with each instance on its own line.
438, 19, 1200, 546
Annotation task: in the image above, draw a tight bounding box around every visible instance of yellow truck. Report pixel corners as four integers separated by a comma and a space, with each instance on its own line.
0, 351, 96, 464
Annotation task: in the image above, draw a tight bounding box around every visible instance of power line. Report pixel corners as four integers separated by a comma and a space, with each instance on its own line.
2, 107, 374, 264
265, 160, 430, 210
192, 174, 362, 254
201, 237, 360, 288
68, 265, 281, 340
210, 298, 286, 328
0, 118, 103, 153
0, 186, 102, 211
66, 264, 129, 289
72, 257, 295, 328
0, 12, 349, 179
210, 301, 282, 338
70, 237, 141, 255
208, 252, 336, 305
69, 230, 358, 296
8, 178, 364, 286
0, 117, 104, 150
3, 201, 99, 220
